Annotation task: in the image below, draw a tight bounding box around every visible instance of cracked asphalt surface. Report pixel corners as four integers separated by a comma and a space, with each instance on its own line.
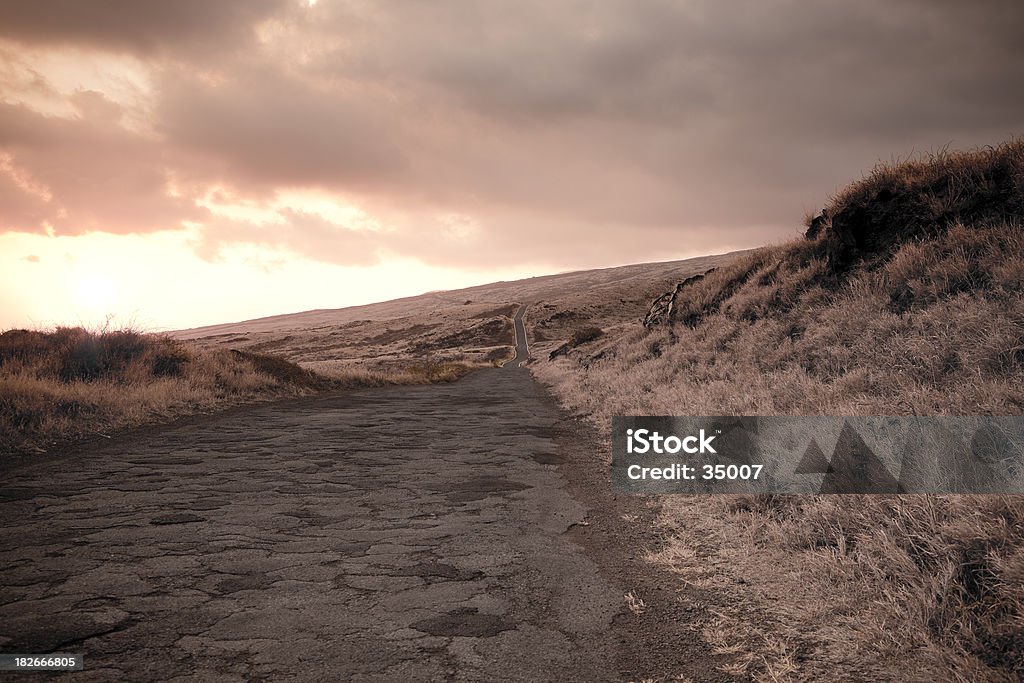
0, 318, 728, 682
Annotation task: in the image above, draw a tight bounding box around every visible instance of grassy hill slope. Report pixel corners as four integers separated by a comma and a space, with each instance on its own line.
174, 253, 739, 374
532, 139, 1024, 681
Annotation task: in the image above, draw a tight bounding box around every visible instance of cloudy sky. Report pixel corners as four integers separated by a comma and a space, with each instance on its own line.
1, 1, 1022, 330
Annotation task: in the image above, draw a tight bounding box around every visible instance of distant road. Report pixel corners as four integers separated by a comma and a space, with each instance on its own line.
507, 303, 531, 368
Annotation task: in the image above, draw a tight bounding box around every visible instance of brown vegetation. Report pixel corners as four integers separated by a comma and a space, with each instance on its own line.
549, 326, 606, 360
0, 326, 475, 455
180, 300, 519, 373
173, 253, 739, 379
533, 139, 1024, 681
812, 139, 1024, 271
570, 325, 605, 346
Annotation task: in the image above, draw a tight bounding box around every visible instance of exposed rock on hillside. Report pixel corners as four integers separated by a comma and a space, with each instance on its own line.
642, 270, 715, 328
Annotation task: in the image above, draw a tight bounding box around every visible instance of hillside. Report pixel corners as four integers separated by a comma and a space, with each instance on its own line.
173, 253, 741, 374
532, 139, 1024, 681
175, 255, 741, 338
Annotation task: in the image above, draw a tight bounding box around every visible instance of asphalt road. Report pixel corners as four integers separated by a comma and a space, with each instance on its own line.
0, 310, 728, 682
508, 304, 530, 368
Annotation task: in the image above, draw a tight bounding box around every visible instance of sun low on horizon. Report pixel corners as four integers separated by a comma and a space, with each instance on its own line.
2, 1, 1022, 331
1, 228, 557, 331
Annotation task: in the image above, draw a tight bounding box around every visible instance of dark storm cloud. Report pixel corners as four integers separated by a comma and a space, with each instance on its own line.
155, 62, 408, 191
0, 0, 292, 55
310, 0, 1024, 135
1, 0, 1022, 267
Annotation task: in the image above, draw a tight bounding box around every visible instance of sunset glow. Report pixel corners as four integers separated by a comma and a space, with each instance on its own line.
2, 1, 1022, 330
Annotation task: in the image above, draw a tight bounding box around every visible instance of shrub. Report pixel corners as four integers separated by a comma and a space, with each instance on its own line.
570, 326, 604, 346
0, 327, 332, 453
59, 329, 149, 382
229, 349, 324, 388
403, 361, 474, 383
150, 344, 191, 378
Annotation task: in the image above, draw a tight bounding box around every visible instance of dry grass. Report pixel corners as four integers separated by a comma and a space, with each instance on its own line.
0, 326, 475, 455
180, 301, 518, 374
533, 140, 1024, 681
526, 252, 739, 351
537, 221, 1024, 419
817, 139, 1024, 272
648, 494, 1024, 682
623, 590, 648, 616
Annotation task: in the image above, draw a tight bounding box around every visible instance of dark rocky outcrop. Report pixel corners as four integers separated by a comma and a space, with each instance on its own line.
808, 141, 1023, 272
804, 209, 830, 239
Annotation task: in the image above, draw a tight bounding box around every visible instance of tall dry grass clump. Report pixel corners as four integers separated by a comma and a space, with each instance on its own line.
0, 326, 334, 454
814, 139, 1024, 271
533, 139, 1024, 680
